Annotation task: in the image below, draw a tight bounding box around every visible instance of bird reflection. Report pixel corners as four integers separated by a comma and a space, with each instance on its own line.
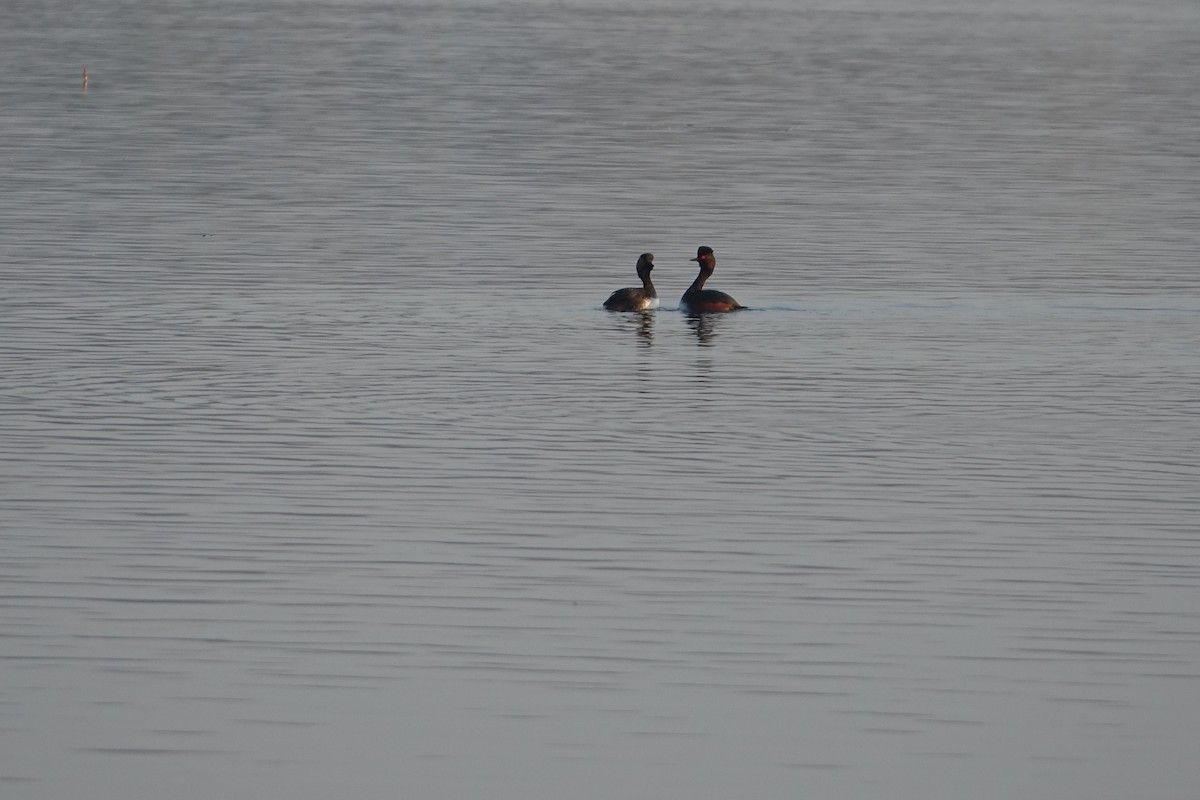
607, 309, 655, 346
632, 310, 655, 346
685, 311, 719, 345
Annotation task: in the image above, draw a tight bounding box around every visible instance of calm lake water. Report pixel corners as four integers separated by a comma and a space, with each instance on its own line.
2, 0, 1199, 797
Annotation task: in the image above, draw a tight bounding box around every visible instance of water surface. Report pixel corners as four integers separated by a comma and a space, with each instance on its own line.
2, 1, 1199, 798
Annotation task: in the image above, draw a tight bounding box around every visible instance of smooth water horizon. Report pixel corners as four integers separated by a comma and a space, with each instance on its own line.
3, 0, 1199, 798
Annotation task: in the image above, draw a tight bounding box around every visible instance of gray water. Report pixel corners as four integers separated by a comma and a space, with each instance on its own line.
3, 0, 1199, 797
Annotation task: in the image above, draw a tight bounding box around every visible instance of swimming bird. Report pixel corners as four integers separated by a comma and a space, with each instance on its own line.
603, 253, 659, 311
680, 246, 743, 312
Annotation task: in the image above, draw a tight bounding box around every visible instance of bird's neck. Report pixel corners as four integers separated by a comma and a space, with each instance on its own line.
684, 266, 713, 296
640, 270, 657, 298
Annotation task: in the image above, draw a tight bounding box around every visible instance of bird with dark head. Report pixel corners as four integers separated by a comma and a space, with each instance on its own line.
603, 253, 659, 311
680, 246, 743, 313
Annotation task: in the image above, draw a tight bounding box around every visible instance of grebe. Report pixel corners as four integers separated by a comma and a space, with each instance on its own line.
603, 253, 659, 311
680, 246, 743, 312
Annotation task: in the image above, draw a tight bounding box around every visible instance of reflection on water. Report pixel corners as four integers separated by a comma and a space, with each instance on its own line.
684, 310, 742, 345
636, 311, 655, 345
3, 0, 1200, 799
613, 310, 656, 346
